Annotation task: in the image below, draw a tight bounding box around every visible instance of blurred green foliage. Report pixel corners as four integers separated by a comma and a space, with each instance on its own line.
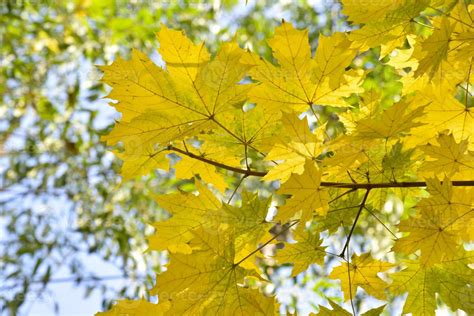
0, 1, 345, 314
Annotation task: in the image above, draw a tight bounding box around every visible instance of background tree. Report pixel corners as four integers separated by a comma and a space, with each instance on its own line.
0, 1, 341, 315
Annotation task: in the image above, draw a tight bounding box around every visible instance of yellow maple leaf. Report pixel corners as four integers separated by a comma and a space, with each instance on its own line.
413, 2, 474, 79
150, 182, 272, 260
175, 155, 228, 192
149, 181, 221, 254
354, 96, 426, 140
95, 299, 170, 316
414, 17, 455, 78
390, 250, 474, 315
151, 228, 276, 315
329, 253, 394, 301
220, 191, 273, 268
393, 178, 474, 265
264, 113, 325, 182
419, 132, 474, 179
341, 0, 403, 24
277, 160, 329, 223
347, 1, 429, 56
400, 62, 473, 147
273, 229, 326, 276
243, 22, 363, 113
156, 25, 210, 87
101, 26, 254, 182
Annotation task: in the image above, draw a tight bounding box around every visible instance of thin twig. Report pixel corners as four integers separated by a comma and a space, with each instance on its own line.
329, 188, 357, 204
234, 221, 299, 267
364, 206, 398, 240
346, 254, 356, 316
227, 174, 248, 204
339, 189, 371, 258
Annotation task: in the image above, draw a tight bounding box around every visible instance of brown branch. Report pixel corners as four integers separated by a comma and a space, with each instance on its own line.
168, 146, 267, 177
319, 181, 474, 189
168, 146, 474, 189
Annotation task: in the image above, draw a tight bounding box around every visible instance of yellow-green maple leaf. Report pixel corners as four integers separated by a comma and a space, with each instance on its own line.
264, 113, 325, 182
414, 17, 455, 78
151, 228, 276, 315
149, 182, 272, 257
354, 97, 426, 140
393, 178, 474, 265
221, 191, 272, 266
390, 251, 474, 315
149, 181, 221, 254
273, 229, 326, 276
317, 300, 386, 316
95, 299, 170, 316
101, 26, 254, 181
329, 253, 394, 301
243, 22, 363, 113
414, 2, 474, 79
419, 132, 474, 179
313, 191, 365, 234
277, 160, 329, 223
347, 1, 429, 56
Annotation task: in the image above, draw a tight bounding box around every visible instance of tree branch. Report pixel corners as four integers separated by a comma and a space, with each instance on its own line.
168, 146, 267, 177
168, 146, 474, 189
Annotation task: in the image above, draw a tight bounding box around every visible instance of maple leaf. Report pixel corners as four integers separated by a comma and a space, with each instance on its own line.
277, 160, 329, 223
151, 228, 276, 315
197, 104, 281, 163
148, 181, 222, 254
264, 113, 325, 182
400, 64, 473, 147
243, 22, 363, 113
419, 132, 474, 179
414, 17, 455, 78
393, 178, 474, 265
329, 253, 394, 301
341, 0, 402, 24
390, 251, 474, 315
312, 190, 365, 234
149, 182, 271, 257
347, 1, 429, 56
220, 191, 273, 266
316, 299, 351, 315
353, 96, 426, 140
101, 26, 254, 181
95, 299, 171, 316
413, 2, 474, 79
175, 155, 228, 192
322, 135, 380, 175
273, 229, 326, 276
156, 25, 210, 87
317, 300, 386, 316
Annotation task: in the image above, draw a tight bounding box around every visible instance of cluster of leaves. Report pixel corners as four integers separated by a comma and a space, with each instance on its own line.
1, 1, 339, 314
101, 0, 474, 315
